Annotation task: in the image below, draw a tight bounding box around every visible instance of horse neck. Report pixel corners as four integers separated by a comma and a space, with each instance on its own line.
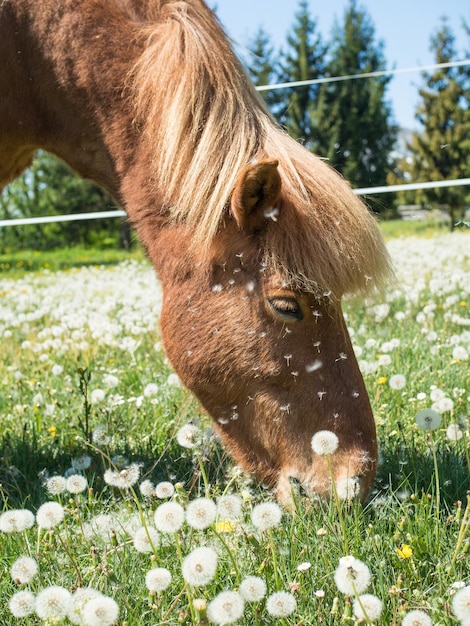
4, 0, 146, 202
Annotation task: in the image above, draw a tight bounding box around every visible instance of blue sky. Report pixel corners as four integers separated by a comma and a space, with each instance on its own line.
213, 1, 469, 130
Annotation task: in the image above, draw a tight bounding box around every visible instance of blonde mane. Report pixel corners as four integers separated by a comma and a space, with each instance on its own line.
132, 0, 392, 296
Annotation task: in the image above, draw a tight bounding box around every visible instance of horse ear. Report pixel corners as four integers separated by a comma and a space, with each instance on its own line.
231, 158, 282, 231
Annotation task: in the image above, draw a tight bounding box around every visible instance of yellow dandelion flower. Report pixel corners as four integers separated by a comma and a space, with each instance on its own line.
215, 520, 235, 533
48, 426, 57, 438
396, 544, 412, 559
377, 376, 388, 385
460, 301, 467, 307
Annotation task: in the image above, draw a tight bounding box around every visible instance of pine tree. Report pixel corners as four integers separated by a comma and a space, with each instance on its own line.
277, 0, 326, 148
313, 0, 396, 189
244, 27, 284, 117
401, 20, 470, 230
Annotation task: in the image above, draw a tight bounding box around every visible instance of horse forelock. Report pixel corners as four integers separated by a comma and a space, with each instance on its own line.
131, 0, 392, 297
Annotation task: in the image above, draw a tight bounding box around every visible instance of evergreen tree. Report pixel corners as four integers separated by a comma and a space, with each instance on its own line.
244, 27, 283, 116
277, 0, 326, 147
313, 0, 396, 189
398, 20, 470, 230
0, 151, 124, 251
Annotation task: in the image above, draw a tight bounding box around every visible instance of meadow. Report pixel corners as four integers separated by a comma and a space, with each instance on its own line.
0, 227, 469, 625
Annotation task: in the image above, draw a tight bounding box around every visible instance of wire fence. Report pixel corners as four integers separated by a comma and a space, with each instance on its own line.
1, 59, 469, 229
1, 179, 469, 228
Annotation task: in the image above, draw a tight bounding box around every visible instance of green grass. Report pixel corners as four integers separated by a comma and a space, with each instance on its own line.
0, 231, 469, 625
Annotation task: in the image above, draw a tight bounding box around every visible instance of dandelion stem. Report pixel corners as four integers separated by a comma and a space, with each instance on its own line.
450, 492, 470, 569
325, 455, 349, 555
211, 526, 241, 579
429, 433, 441, 548
174, 533, 197, 624
268, 529, 282, 590
195, 452, 211, 498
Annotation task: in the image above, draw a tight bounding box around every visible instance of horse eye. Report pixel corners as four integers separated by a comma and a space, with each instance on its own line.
267, 297, 303, 321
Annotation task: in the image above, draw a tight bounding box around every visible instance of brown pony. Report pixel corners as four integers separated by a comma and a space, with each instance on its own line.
0, 0, 392, 503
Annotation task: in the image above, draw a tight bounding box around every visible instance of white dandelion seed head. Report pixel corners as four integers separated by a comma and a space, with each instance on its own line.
51, 364, 64, 376
207, 591, 245, 625
186, 497, 217, 530
143, 382, 159, 397
336, 477, 362, 501
9, 590, 36, 618
36, 501, 65, 529
35, 585, 72, 620
133, 526, 160, 553
334, 556, 371, 595
430, 388, 445, 402
389, 374, 406, 390
83, 514, 114, 543
217, 495, 242, 521
139, 479, 155, 498
167, 373, 181, 387
311, 430, 339, 455
176, 423, 201, 449
91, 389, 106, 404
432, 397, 454, 413
416, 409, 441, 431
154, 501, 185, 533
452, 345, 469, 361
266, 591, 297, 617
154, 481, 175, 499
103, 374, 119, 388
0, 508, 35, 533
104, 463, 141, 489
182, 546, 218, 587
446, 423, 463, 441
91, 423, 111, 444
251, 501, 282, 532
10, 556, 39, 585
68, 588, 103, 625
82, 595, 119, 626
71, 454, 92, 471
353, 594, 383, 621
45, 475, 67, 495
66, 473, 88, 494
297, 561, 312, 572
239, 576, 267, 602
401, 609, 433, 626
452, 585, 470, 621
145, 567, 172, 593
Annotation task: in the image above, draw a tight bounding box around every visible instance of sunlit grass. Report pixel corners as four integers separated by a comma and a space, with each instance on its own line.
0, 231, 469, 624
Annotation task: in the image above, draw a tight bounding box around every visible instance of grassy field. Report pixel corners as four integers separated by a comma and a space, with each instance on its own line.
0, 228, 469, 625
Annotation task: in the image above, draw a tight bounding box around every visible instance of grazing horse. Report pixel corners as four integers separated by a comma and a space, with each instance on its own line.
1, 0, 392, 502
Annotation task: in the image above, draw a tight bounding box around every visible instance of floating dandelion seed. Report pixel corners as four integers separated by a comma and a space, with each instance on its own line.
182, 546, 218, 587
334, 556, 371, 595
82, 595, 119, 626
0, 509, 35, 533
251, 501, 282, 531
35, 586, 72, 621
416, 409, 441, 431
311, 430, 339, 455
207, 591, 245, 625
266, 591, 297, 617
10, 556, 39, 584
306, 359, 323, 373
176, 423, 201, 449
9, 590, 36, 618
186, 497, 217, 530
401, 609, 433, 626
239, 576, 267, 602
145, 568, 172, 593
353, 594, 383, 621
36, 501, 64, 529
452, 586, 470, 622
154, 501, 185, 533
133, 526, 160, 553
